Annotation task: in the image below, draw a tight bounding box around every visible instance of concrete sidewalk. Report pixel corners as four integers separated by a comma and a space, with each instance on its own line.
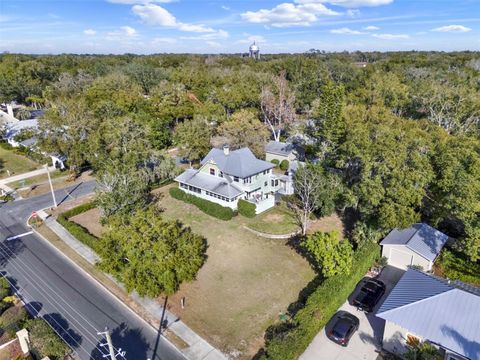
43, 217, 226, 360
0, 166, 55, 185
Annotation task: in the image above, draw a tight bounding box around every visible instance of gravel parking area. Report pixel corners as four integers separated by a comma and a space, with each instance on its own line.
300, 266, 405, 360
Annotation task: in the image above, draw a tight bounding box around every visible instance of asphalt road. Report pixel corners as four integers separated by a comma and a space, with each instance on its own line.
0, 181, 185, 360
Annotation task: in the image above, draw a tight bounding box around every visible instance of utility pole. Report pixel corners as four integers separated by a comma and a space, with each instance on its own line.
45, 164, 57, 208
97, 327, 126, 359
98, 327, 116, 360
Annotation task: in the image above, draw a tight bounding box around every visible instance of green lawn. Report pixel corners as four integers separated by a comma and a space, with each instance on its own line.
0, 146, 41, 179
434, 249, 480, 286
244, 203, 299, 235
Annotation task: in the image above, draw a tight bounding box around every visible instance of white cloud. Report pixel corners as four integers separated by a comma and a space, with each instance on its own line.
346, 9, 360, 17
107, 0, 174, 4
297, 0, 393, 8
373, 33, 409, 39
221, 5, 230, 10
121, 26, 137, 36
330, 27, 364, 34
432, 25, 472, 33
107, 26, 138, 38
83, 29, 97, 35
241, 2, 339, 28
363, 25, 380, 31
132, 3, 219, 33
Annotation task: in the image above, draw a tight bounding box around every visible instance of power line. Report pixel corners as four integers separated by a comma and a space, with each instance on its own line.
0, 243, 112, 358
0, 237, 128, 359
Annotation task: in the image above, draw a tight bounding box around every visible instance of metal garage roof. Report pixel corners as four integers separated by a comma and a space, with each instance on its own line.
377, 269, 480, 359
380, 223, 449, 261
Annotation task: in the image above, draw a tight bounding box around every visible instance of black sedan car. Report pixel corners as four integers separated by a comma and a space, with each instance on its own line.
353, 278, 386, 312
327, 312, 360, 346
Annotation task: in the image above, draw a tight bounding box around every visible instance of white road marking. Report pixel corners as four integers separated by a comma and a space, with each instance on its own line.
5, 231, 33, 241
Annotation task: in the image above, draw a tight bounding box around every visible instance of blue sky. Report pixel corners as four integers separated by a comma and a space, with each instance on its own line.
1, 0, 479, 54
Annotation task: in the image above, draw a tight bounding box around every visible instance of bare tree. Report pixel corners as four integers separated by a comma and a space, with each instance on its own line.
261, 71, 296, 141
291, 164, 338, 236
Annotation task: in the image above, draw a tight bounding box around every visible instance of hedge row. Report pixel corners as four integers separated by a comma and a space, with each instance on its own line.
260, 242, 380, 359
61, 201, 96, 218
238, 199, 256, 218
169, 187, 234, 221
57, 202, 101, 254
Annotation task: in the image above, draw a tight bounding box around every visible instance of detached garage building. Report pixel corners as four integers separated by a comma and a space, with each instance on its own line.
380, 223, 449, 271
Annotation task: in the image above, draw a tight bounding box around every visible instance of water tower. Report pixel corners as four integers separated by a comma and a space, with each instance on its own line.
249, 41, 260, 60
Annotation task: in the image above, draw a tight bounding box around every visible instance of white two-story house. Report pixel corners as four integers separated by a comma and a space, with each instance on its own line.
174, 145, 283, 214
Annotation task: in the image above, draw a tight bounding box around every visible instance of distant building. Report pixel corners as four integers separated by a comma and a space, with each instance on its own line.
249, 41, 260, 60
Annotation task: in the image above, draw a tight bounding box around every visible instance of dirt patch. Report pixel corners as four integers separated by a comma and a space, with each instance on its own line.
308, 213, 345, 237
263, 213, 283, 222
70, 208, 104, 238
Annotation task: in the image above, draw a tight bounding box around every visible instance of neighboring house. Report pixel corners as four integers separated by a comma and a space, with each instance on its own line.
3, 119, 38, 147
174, 145, 291, 214
377, 268, 480, 360
380, 223, 449, 271
265, 140, 305, 164
50, 154, 67, 170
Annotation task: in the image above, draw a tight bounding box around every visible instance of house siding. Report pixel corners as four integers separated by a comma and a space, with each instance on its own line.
265, 152, 295, 163
382, 245, 432, 271
179, 187, 241, 210
382, 321, 423, 355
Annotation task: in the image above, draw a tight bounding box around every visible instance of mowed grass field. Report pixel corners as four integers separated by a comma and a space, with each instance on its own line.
73, 185, 317, 358
0, 147, 41, 179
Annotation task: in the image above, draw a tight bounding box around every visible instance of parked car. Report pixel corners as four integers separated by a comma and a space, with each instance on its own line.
353, 278, 386, 312
327, 311, 360, 346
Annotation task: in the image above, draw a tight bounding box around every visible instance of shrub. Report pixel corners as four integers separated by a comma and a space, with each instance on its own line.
0, 301, 11, 315
271, 159, 279, 167
0, 277, 10, 299
280, 159, 289, 171
26, 318, 70, 359
436, 249, 480, 286
57, 202, 100, 253
169, 187, 234, 221
0, 305, 28, 328
238, 199, 256, 218
57, 215, 101, 253
260, 242, 380, 359
61, 202, 96, 218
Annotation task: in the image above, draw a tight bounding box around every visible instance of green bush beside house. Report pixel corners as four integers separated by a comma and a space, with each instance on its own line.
238, 199, 256, 218
279, 160, 289, 171
169, 187, 234, 220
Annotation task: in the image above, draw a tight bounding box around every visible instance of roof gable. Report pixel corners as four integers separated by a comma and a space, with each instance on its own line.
201, 147, 273, 178
380, 223, 449, 261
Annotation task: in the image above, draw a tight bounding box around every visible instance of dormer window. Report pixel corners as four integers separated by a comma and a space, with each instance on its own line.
210, 168, 215, 176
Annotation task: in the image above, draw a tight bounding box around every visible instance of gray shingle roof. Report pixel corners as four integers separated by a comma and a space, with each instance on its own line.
380, 223, 449, 261
174, 168, 243, 198
201, 147, 273, 178
265, 141, 304, 158
377, 269, 480, 359
4, 119, 38, 140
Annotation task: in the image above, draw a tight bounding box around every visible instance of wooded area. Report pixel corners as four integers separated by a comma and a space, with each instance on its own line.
0, 51, 478, 262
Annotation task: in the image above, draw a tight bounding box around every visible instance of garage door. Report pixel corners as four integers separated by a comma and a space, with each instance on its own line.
388, 248, 413, 270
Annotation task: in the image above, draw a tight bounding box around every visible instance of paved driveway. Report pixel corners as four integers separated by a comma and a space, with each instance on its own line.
300, 266, 405, 360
